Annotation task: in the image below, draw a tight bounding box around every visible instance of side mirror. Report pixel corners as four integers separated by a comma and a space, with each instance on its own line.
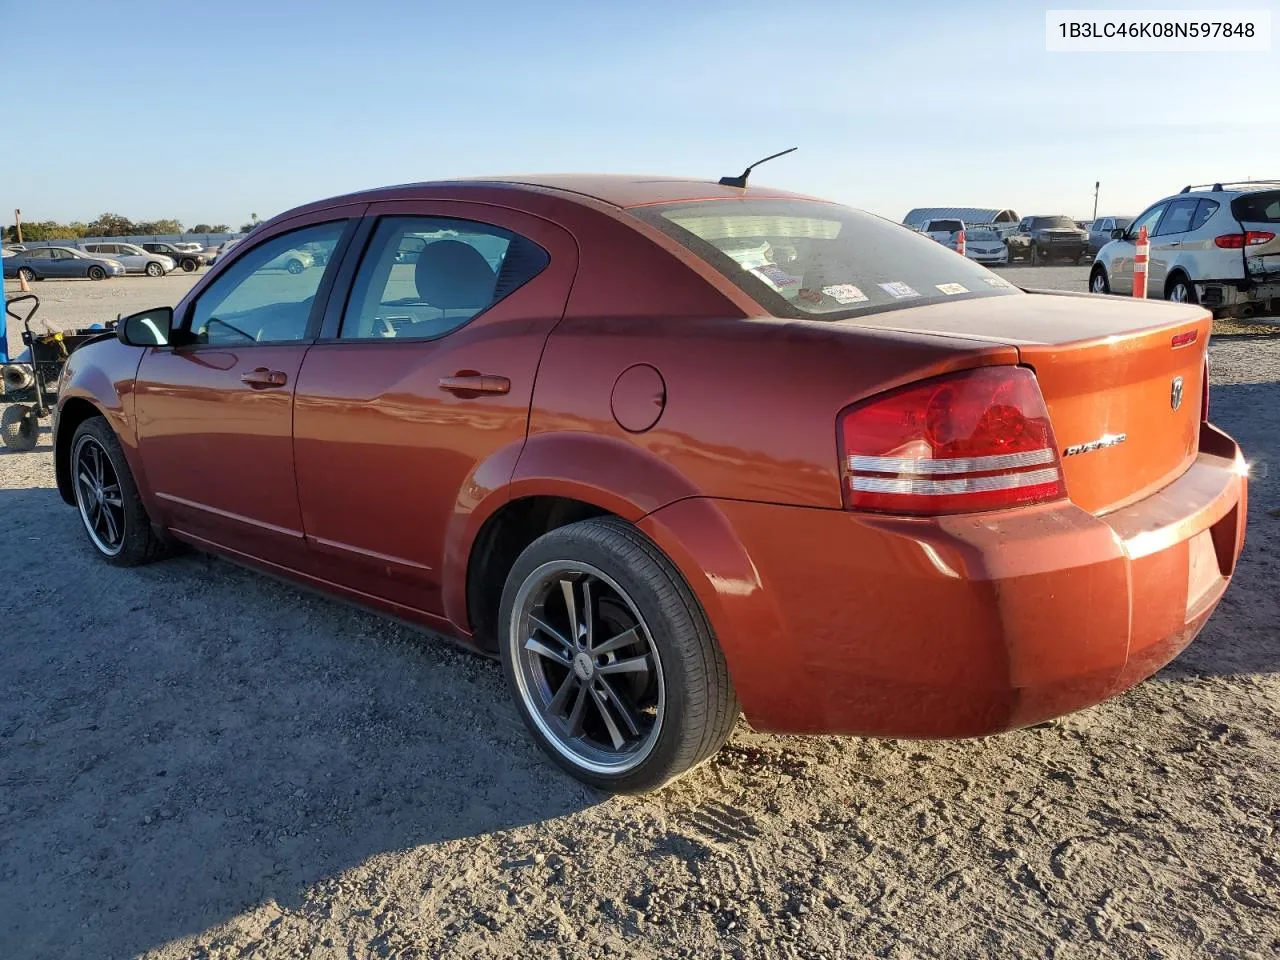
1111, 228, 1126, 240
118, 306, 173, 346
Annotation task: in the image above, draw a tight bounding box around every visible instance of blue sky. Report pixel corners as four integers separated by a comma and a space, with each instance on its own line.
1, 0, 1275, 228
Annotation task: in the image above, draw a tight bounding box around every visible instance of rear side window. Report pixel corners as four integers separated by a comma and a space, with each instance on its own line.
1155, 198, 1200, 237
339, 216, 549, 340
1190, 200, 1219, 231
1232, 191, 1280, 223
631, 199, 1022, 320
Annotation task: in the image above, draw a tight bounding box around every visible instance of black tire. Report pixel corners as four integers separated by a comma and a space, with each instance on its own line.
1, 404, 38, 451
1165, 272, 1197, 305
499, 517, 739, 793
145, 261, 164, 277
16, 266, 35, 282
181, 259, 197, 272
87, 265, 106, 281
70, 417, 170, 566
1030, 244, 1041, 266
1089, 265, 1111, 295
286, 258, 304, 275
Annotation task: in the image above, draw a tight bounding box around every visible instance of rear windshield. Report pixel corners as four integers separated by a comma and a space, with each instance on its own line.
1232, 191, 1280, 223
1031, 216, 1076, 229
631, 199, 1022, 320
927, 220, 964, 232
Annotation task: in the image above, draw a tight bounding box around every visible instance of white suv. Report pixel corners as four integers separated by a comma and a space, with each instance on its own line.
1089, 181, 1280, 318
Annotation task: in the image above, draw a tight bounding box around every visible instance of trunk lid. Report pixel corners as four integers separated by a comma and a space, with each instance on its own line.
842, 292, 1210, 515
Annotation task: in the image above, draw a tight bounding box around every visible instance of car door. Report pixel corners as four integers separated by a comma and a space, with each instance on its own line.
132, 211, 361, 567
49, 248, 83, 278
1149, 198, 1199, 293
1090, 218, 1111, 253
1108, 202, 1167, 294
291, 202, 578, 617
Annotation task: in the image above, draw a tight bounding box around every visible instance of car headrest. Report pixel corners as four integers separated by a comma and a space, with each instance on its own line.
414, 240, 497, 309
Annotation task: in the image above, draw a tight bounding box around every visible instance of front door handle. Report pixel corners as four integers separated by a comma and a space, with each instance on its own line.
438, 372, 510, 396
241, 367, 288, 388
1167, 240, 1181, 246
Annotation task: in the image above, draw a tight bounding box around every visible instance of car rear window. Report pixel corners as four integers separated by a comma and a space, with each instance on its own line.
1232, 191, 1280, 223
631, 199, 1022, 320
927, 220, 964, 232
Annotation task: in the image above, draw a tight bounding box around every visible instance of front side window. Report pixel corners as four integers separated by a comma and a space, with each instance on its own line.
1129, 204, 1167, 239
339, 216, 548, 340
631, 199, 1022, 320
188, 221, 345, 345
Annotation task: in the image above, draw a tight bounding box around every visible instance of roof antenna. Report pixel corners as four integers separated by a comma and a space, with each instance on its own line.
718, 147, 798, 188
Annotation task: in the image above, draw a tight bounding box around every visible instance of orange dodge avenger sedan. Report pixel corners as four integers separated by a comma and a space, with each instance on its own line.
53, 174, 1247, 792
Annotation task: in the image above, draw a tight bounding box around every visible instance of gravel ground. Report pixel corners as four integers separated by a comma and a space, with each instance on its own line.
1, 267, 1278, 960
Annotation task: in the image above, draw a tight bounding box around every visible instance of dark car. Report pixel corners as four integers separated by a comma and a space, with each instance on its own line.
1007, 215, 1091, 264
140, 242, 205, 272
52, 174, 1245, 793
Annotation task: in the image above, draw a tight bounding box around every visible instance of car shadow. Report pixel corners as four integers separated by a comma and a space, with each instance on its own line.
1157, 378, 1279, 681
0, 486, 598, 960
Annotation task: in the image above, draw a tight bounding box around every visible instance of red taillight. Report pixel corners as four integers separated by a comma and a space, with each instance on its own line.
1215, 231, 1276, 248
838, 366, 1066, 515
1171, 330, 1197, 348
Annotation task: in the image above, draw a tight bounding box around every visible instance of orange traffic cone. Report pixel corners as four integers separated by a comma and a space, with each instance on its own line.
18, 272, 30, 293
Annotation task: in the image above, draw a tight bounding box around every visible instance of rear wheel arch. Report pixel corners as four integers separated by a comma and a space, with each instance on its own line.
465, 495, 617, 652
55, 397, 105, 504
1165, 268, 1197, 303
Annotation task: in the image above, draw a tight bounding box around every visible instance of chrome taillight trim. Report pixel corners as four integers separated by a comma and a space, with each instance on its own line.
848, 448, 1056, 476
850, 467, 1062, 496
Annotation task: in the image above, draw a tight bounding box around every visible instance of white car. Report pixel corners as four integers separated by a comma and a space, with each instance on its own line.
1090, 181, 1280, 317
921, 218, 965, 251
81, 242, 175, 277
961, 228, 1009, 266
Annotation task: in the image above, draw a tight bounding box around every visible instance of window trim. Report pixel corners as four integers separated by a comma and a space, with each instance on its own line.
1127, 202, 1168, 240
1153, 198, 1201, 238
313, 213, 550, 345
172, 217, 358, 350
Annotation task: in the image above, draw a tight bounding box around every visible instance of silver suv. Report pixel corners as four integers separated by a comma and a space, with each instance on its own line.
1089, 181, 1280, 318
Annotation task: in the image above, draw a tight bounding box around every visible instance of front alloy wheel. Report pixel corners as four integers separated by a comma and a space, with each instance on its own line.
1090, 266, 1110, 294
73, 434, 126, 556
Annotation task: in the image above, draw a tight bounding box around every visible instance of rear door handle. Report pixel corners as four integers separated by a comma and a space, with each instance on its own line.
438, 372, 510, 396
241, 367, 288, 388
1168, 240, 1181, 246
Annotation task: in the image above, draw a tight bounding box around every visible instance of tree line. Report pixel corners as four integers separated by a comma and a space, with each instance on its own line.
4, 212, 261, 244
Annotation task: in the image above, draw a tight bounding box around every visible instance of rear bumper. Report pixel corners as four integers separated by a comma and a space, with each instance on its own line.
640, 423, 1247, 737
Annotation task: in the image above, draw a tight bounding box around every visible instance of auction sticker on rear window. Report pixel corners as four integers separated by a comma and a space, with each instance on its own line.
936, 282, 969, 295
879, 281, 919, 299
821, 283, 868, 304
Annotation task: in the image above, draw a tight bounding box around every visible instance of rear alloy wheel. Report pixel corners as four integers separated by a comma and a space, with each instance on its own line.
1166, 274, 1197, 304
1, 404, 38, 451
145, 262, 164, 277
16, 266, 35, 283
1090, 266, 1111, 294
71, 418, 170, 566
87, 265, 106, 281
286, 258, 304, 274
500, 518, 739, 793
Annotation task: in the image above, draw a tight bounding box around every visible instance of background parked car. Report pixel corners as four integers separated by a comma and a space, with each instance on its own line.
962, 228, 1009, 265
81, 242, 175, 277
921, 218, 966, 250
1007, 215, 1090, 264
263, 247, 315, 273
2, 246, 125, 281
1089, 181, 1280, 316
140, 242, 205, 272
206, 237, 243, 266
1089, 216, 1133, 256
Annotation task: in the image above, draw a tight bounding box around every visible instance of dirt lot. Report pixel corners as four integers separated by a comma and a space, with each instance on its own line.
1, 268, 1277, 960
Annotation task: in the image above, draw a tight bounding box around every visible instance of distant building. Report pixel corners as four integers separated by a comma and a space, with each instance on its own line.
902, 207, 1020, 230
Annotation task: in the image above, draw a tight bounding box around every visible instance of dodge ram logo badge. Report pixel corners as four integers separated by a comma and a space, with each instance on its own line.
1171, 376, 1184, 411
1063, 433, 1127, 457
